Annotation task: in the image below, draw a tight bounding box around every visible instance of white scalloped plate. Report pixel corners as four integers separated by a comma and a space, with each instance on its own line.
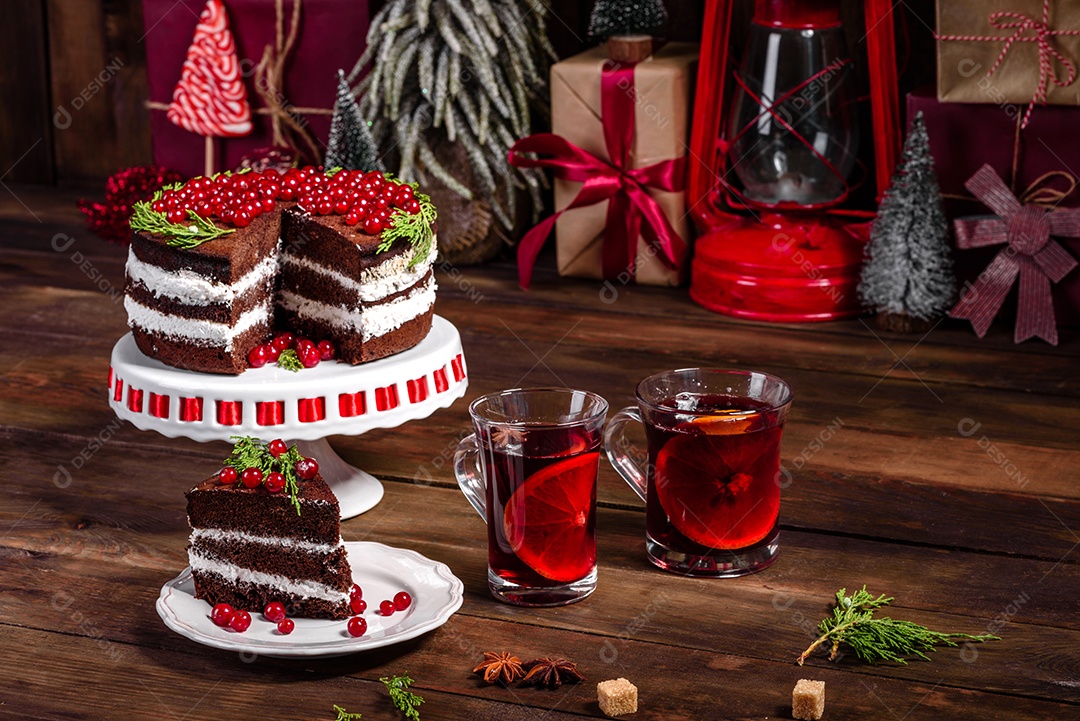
156, 541, 463, 658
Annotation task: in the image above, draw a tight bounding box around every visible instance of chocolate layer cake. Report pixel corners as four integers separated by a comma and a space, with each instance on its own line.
185, 473, 352, 619
125, 168, 436, 375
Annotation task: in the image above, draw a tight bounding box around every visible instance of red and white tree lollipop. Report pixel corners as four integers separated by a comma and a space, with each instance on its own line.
167, 0, 252, 176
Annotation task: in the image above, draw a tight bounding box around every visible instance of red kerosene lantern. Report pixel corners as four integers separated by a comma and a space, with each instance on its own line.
688, 0, 902, 321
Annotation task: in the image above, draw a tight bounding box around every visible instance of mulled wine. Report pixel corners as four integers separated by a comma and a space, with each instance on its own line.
456, 388, 607, 606
645, 394, 782, 553
482, 424, 600, 591
605, 369, 792, 577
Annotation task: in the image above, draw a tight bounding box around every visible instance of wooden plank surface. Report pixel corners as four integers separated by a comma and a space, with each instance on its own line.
1, 186, 1078, 720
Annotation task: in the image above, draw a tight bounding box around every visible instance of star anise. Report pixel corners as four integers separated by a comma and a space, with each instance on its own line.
491, 426, 527, 448
473, 651, 525, 685
520, 658, 585, 689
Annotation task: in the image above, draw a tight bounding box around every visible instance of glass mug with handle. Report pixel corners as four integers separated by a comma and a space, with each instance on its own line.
455, 388, 608, 606
604, 368, 792, 577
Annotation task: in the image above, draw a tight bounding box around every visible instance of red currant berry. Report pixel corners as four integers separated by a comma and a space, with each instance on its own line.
393, 187, 415, 208
263, 601, 286, 622
233, 210, 252, 228
373, 196, 389, 211
211, 603, 234, 627
350, 596, 366, 614
267, 439, 288, 458
299, 347, 321, 368
265, 343, 282, 362
344, 212, 360, 226
261, 197, 275, 213
316, 200, 334, 215
264, 471, 286, 493
271, 333, 294, 351
241, 467, 263, 488
363, 215, 386, 235
295, 457, 319, 480
402, 198, 422, 215
218, 467, 239, 485
394, 591, 412, 611
295, 338, 316, 355
379, 600, 395, 616
334, 198, 352, 214
166, 209, 186, 224
229, 609, 252, 632
350, 584, 363, 599
318, 340, 336, 361
347, 616, 367, 637
247, 344, 269, 368
277, 618, 295, 635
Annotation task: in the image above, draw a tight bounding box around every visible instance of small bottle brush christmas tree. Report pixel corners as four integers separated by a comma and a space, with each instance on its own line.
588, 0, 669, 40
325, 69, 384, 172
858, 112, 956, 332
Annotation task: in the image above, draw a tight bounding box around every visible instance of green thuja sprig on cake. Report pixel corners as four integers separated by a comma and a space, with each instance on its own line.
378, 185, 437, 268
223, 436, 307, 515
381, 673, 423, 721
797, 586, 999, 665
130, 189, 235, 248
277, 348, 304, 372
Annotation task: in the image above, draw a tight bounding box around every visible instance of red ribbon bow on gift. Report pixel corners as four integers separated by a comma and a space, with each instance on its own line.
508, 62, 686, 289
949, 164, 1080, 345
937, 0, 1080, 129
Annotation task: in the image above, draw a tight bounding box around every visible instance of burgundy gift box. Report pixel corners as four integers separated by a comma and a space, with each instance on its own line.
141, 0, 369, 177
907, 85, 1080, 325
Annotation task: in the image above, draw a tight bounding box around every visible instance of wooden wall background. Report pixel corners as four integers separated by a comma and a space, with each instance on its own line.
1, 0, 932, 186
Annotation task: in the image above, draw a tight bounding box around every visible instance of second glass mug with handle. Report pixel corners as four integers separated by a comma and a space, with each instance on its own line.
454, 388, 608, 606
604, 368, 793, 577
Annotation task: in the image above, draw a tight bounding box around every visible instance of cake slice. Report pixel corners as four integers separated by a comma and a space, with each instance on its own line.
185, 438, 352, 619
276, 208, 436, 364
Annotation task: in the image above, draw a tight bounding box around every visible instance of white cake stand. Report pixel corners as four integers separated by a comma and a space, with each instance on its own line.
108, 315, 468, 519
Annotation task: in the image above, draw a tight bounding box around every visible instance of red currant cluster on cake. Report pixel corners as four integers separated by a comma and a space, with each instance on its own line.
210, 601, 295, 635
248, 331, 335, 370
217, 438, 318, 493
148, 166, 422, 233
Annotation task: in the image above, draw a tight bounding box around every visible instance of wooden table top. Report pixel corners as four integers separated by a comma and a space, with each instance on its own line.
2, 186, 1078, 721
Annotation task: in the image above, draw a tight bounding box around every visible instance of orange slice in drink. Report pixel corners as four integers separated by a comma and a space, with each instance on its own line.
654, 427, 781, 550
503, 451, 599, 582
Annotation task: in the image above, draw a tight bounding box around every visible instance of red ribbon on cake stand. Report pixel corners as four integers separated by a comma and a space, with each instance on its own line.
949, 164, 1080, 345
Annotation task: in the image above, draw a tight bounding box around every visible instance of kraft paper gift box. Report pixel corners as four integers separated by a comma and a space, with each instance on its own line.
550, 42, 698, 286
937, 0, 1080, 107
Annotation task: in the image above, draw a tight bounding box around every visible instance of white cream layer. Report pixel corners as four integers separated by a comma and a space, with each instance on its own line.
124, 295, 271, 351
278, 274, 436, 341
189, 527, 343, 555
188, 550, 350, 604
281, 243, 436, 303
126, 244, 280, 305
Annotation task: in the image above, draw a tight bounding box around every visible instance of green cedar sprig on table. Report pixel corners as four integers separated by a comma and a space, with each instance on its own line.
129, 188, 235, 249
797, 586, 1000, 666
333, 704, 363, 720
381, 673, 424, 721
377, 184, 437, 269
223, 436, 304, 515
276, 348, 304, 372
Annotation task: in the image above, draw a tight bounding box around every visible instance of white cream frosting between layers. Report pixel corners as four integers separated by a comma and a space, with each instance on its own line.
187, 550, 350, 605
278, 274, 437, 341
124, 296, 271, 351
280, 243, 436, 303
189, 527, 344, 555
126, 244, 280, 305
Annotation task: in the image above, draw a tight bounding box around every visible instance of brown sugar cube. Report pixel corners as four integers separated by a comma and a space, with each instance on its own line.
597, 678, 638, 717
792, 679, 825, 720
